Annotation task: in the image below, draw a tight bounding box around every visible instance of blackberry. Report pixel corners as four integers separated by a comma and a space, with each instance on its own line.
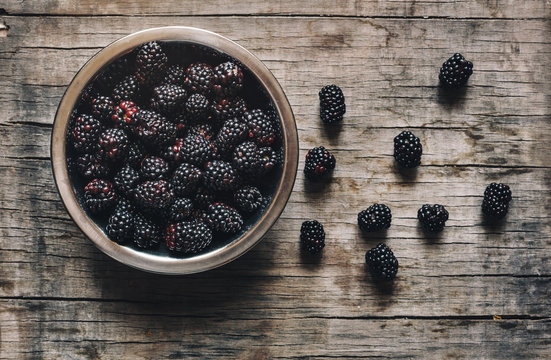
418, 204, 449, 233
165, 220, 213, 254
300, 220, 325, 254
78, 84, 100, 111
319, 85, 346, 124
439, 53, 473, 88
184, 63, 214, 95
133, 214, 161, 249
126, 142, 145, 169
106, 205, 135, 244
203, 160, 240, 192
188, 123, 214, 140
185, 93, 211, 123
74, 153, 112, 179
303, 146, 336, 181
138, 156, 168, 180
365, 243, 398, 281
135, 41, 168, 86
133, 110, 177, 150
211, 61, 244, 97
180, 133, 217, 166
97, 55, 134, 90
70, 114, 101, 154
394, 131, 422, 168
90, 96, 115, 123
161, 138, 186, 166
84, 179, 117, 215
162, 64, 186, 86
482, 183, 512, 219
243, 109, 277, 146
112, 74, 141, 103
172, 114, 189, 137
211, 96, 247, 124
206, 203, 244, 234
98, 128, 129, 162
358, 204, 392, 232
193, 187, 215, 209
150, 84, 187, 116
167, 198, 194, 223
215, 118, 248, 155
134, 180, 175, 214
111, 100, 139, 131
232, 141, 277, 178
113, 165, 140, 198
171, 163, 203, 196
234, 186, 265, 213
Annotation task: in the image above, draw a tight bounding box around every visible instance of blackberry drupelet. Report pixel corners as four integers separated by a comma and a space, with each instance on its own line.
90, 96, 115, 123
135, 41, 168, 86
134, 180, 175, 214
211, 96, 247, 123
133, 110, 177, 150
203, 160, 240, 192
234, 186, 265, 213
126, 142, 145, 169
70, 114, 101, 154
206, 203, 244, 234
418, 204, 449, 233
167, 198, 194, 223
300, 220, 325, 254
112, 74, 141, 103
113, 165, 140, 198
133, 214, 161, 249
358, 204, 392, 232
439, 53, 473, 88
319, 85, 346, 124
106, 205, 135, 244
184, 63, 214, 95
365, 243, 398, 281
185, 93, 211, 123
214, 118, 248, 155
171, 163, 203, 196
180, 133, 217, 167
303, 146, 336, 181
161, 138, 186, 166
74, 153, 112, 179
165, 220, 213, 254
163, 64, 186, 86
232, 141, 277, 178
193, 187, 215, 209
150, 84, 187, 116
482, 183, 512, 219
243, 109, 277, 146
211, 61, 244, 97
84, 179, 117, 215
98, 128, 129, 162
140, 156, 170, 180
394, 131, 422, 168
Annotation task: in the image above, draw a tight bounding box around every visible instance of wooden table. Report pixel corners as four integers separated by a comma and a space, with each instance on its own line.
1, 1, 550, 359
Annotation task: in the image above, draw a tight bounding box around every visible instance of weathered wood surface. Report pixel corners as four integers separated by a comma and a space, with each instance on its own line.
1, 2, 550, 359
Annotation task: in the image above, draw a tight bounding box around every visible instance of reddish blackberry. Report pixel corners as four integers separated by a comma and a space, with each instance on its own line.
300, 220, 325, 254
133, 214, 161, 249
74, 153, 112, 179
106, 205, 135, 244
98, 128, 129, 162
84, 179, 117, 215
303, 146, 336, 181
319, 85, 346, 124
180, 133, 217, 166
243, 109, 277, 146
234, 186, 265, 213
113, 165, 140, 198
232, 141, 277, 178
358, 204, 392, 232
171, 163, 203, 196
135, 41, 168, 86
184, 63, 214, 95
126, 142, 145, 169
418, 204, 449, 233
112, 74, 141, 103
134, 180, 175, 214
482, 183, 512, 219
214, 118, 248, 155
90, 96, 115, 123
439, 53, 473, 88
140, 156, 170, 180
211, 61, 244, 97
211, 96, 247, 123
394, 131, 422, 168
133, 110, 177, 150
70, 114, 101, 154
203, 160, 240, 192
111, 100, 139, 131
150, 84, 187, 116
193, 187, 215, 209
167, 198, 194, 223
206, 203, 244, 234
165, 220, 213, 254
365, 243, 398, 281
185, 93, 211, 122
162, 64, 186, 86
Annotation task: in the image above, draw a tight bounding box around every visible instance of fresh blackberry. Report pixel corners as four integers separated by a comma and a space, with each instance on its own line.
482, 183, 512, 219
162, 64, 186, 86
358, 204, 392, 232
418, 204, 449, 233
300, 220, 325, 254
184, 63, 214, 95
203, 160, 240, 192
150, 84, 187, 116
126, 142, 145, 169
188, 123, 214, 140
106, 205, 135, 244
171, 163, 203, 196
167, 198, 194, 223
161, 138, 185, 166
134, 180, 175, 214
214, 118, 248, 155
232, 141, 277, 178
84, 179, 117, 215
70, 114, 101, 154
98, 128, 129, 162
112, 74, 141, 103
133, 110, 177, 150
90, 96, 115, 123
111, 100, 140, 131
180, 133, 217, 166
133, 214, 161, 249
193, 187, 215, 209
165, 220, 213, 254
303, 146, 336, 181
97, 55, 134, 90
365, 243, 398, 281
185, 93, 211, 122
211, 96, 247, 124
439, 53, 473, 88
206, 203, 244, 234
74, 153, 112, 179
234, 186, 265, 213
113, 165, 140, 198
394, 131, 422, 168
211, 61, 244, 97
135, 41, 168, 86
139, 156, 169, 180
172, 114, 189, 137
243, 109, 277, 146
319, 85, 346, 124
78, 84, 99, 111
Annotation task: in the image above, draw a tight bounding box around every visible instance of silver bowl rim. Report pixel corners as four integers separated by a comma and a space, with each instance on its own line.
51, 26, 298, 275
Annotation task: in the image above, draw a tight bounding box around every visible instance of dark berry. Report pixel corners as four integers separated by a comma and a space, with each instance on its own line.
206, 203, 243, 234
188, 123, 214, 140
84, 179, 117, 215
90, 96, 115, 123
113, 165, 140, 198
134, 180, 175, 214
184, 63, 214, 95
70, 114, 101, 154
358, 204, 392, 232
232, 141, 277, 178
193, 187, 215, 209
111, 100, 140, 131
135, 41, 168, 86
304, 146, 336, 181
167, 198, 194, 223
211, 61, 244, 97
171, 163, 203, 196
394, 131, 422, 168
482, 183, 512, 219
106, 205, 135, 244
150, 84, 187, 116
234, 186, 265, 213
74, 153, 112, 179
211, 96, 247, 124
161, 138, 186, 166
300, 220, 325, 254
165, 220, 213, 254
319, 85, 346, 124
418, 204, 449, 233
243, 109, 277, 146
215, 118, 248, 155
365, 243, 398, 281
180, 133, 217, 167
98, 128, 129, 162
97, 55, 135, 90
439, 53, 473, 88
112, 74, 141, 103
133, 110, 177, 150
163, 64, 186, 86
126, 142, 145, 169
203, 160, 240, 192
140, 156, 170, 180
133, 214, 161, 249
185, 93, 211, 123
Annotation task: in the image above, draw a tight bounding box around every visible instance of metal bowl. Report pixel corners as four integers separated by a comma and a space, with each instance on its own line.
51, 27, 298, 274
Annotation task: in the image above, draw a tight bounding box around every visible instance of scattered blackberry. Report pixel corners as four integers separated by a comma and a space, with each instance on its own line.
167, 198, 194, 223
439, 53, 473, 88
74, 153, 112, 179
193, 187, 215, 209
162, 64, 186, 86
133, 110, 177, 150
243, 109, 277, 146
111, 100, 140, 131
319, 85, 346, 124
112, 74, 141, 103
106, 205, 135, 244
70, 114, 101, 154
98, 128, 129, 162
180, 133, 217, 166
303, 146, 336, 181
203, 160, 240, 192
165, 220, 213, 254
215, 118, 248, 155
206, 203, 244, 234
232, 141, 277, 178
90, 96, 115, 123
150, 84, 187, 116
171, 163, 203, 196
211, 61, 244, 97
113, 165, 140, 197
184, 63, 214, 95
126, 142, 145, 169
135, 41, 168, 86
134, 180, 175, 214
234, 186, 265, 213
133, 214, 161, 249
482, 183, 512, 219
418, 204, 449, 233
300, 220, 325, 254
211, 96, 247, 123
84, 179, 117, 215
185, 93, 211, 122
140, 156, 170, 180
365, 243, 398, 281
394, 131, 422, 168
358, 204, 392, 232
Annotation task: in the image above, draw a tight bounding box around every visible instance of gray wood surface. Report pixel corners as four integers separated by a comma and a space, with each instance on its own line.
1, 2, 550, 359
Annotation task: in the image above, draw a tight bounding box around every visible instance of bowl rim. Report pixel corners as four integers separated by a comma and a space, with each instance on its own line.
51, 26, 298, 275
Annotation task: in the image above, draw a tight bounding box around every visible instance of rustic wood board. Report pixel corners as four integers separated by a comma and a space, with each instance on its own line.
1, 4, 550, 359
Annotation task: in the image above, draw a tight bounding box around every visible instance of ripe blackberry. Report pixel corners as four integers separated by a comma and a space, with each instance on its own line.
365, 243, 398, 281
300, 220, 325, 254
180, 133, 217, 166
150, 84, 187, 116
90, 96, 115, 123
206, 203, 244, 234
232, 141, 277, 178
188, 123, 214, 140
70, 114, 101, 154
211, 96, 247, 124
84, 179, 117, 215
171, 163, 203, 196
303, 146, 336, 181
133, 110, 177, 150
319, 85, 346, 124
211, 61, 244, 97
140, 156, 169, 180
165, 220, 213, 254
215, 118, 248, 155
193, 187, 215, 209
184, 63, 214, 95
78, 84, 99, 111
394, 131, 422, 168
74, 153, 112, 179
439, 53, 473, 88
133, 214, 161, 249
161, 138, 185, 166
203, 160, 240, 192
112, 74, 141, 103
111, 100, 139, 131
97, 55, 134, 90
243, 109, 277, 146
98, 128, 129, 162
172, 114, 189, 137
106, 205, 135, 244
134, 180, 175, 214
358, 204, 392, 232
185, 93, 211, 122
234, 186, 265, 213
113, 165, 140, 198
418, 204, 449, 233
482, 183, 512, 219
135, 41, 168, 86
167, 198, 194, 223
126, 142, 145, 169
162, 64, 186, 86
